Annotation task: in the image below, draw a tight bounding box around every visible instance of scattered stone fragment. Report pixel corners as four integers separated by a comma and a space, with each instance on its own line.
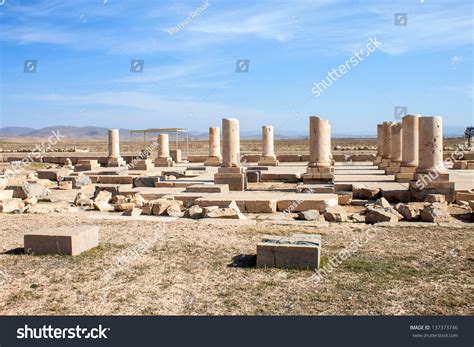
114, 202, 135, 212
424, 194, 446, 203
74, 192, 93, 207
0, 190, 14, 200
323, 205, 348, 222
202, 206, 219, 216
130, 194, 146, 207
353, 186, 380, 200
365, 206, 400, 224
58, 181, 73, 190
395, 203, 421, 221
27, 202, 79, 214
152, 199, 172, 215
94, 190, 112, 203
185, 205, 203, 219
166, 204, 184, 217
24, 196, 38, 206
375, 197, 391, 209
205, 207, 246, 219
122, 208, 142, 217
337, 192, 353, 205
296, 209, 320, 221
111, 194, 128, 204
0, 198, 25, 213
420, 205, 450, 223
6, 183, 50, 199
349, 213, 366, 222
141, 201, 155, 215
62, 175, 92, 188
93, 201, 115, 212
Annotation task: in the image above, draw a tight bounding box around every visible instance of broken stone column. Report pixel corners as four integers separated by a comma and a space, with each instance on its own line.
374, 124, 384, 165
154, 133, 174, 167
385, 122, 402, 175
328, 123, 334, 165
204, 127, 222, 166
107, 129, 126, 167
214, 118, 246, 191
379, 121, 393, 169
396, 114, 419, 182
258, 125, 279, 166
409, 116, 454, 202
303, 116, 334, 183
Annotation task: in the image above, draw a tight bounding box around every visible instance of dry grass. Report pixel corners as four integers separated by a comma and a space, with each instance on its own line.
0, 212, 472, 315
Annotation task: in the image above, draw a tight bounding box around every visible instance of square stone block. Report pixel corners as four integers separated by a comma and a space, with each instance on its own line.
185, 184, 229, 193
24, 226, 99, 256
258, 156, 279, 166
170, 149, 181, 163
395, 172, 414, 182
217, 167, 244, 174
257, 234, 321, 270
204, 157, 222, 167
398, 166, 417, 173
214, 173, 246, 191
154, 158, 174, 167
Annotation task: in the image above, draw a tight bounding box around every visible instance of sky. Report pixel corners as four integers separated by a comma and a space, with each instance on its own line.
0, 0, 473, 134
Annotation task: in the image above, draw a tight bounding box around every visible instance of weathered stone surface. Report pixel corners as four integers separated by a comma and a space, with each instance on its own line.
122, 208, 142, 216
246, 170, 260, 183
424, 194, 445, 203
420, 205, 450, 223
205, 207, 246, 219
24, 225, 99, 256
323, 205, 348, 222
185, 184, 229, 193
94, 190, 112, 203
349, 213, 366, 222
27, 202, 79, 214
365, 207, 400, 224
337, 192, 353, 205
375, 197, 391, 209
114, 202, 135, 212
296, 209, 320, 221
257, 234, 320, 270
24, 196, 38, 206
202, 205, 219, 216
111, 194, 128, 204
185, 205, 203, 219
395, 203, 421, 221
93, 201, 115, 212
151, 199, 183, 216
132, 176, 161, 188
74, 192, 93, 207
37, 169, 72, 181
59, 181, 73, 190
167, 204, 184, 217
6, 183, 50, 199
130, 194, 146, 207
353, 186, 380, 200
63, 175, 92, 188
0, 190, 14, 200
0, 198, 25, 213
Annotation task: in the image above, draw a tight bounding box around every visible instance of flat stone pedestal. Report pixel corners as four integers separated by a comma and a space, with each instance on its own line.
75, 160, 100, 172
409, 174, 455, 202
378, 158, 390, 169
258, 156, 279, 166
107, 157, 126, 167
257, 234, 321, 270
204, 156, 222, 166
154, 157, 174, 167
395, 166, 417, 182
214, 167, 246, 191
24, 226, 99, 256
130, 159, 154, 171
303, 166, 334, 183
385, 161, 401, 175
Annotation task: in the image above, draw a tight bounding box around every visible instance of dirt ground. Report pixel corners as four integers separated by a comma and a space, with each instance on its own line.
0, 212, 472, 316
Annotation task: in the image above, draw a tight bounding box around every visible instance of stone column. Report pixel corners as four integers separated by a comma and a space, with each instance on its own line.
204, 127, 222, 166
416, 116, 446, 175
374, 124, 384, 165
107, 129, 125, 167
222, 118, 240, 167
154, 133, 173, 167
379, 121, 392, 169
303, 116, 333, 183
214, 118, 246, 191
258, 125, 279, 166
410, 116, 454, 202
396, 115, 419, 181
385, 123, 402, 174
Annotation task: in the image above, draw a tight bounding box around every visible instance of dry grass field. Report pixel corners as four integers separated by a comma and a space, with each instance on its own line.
0, 212, 472, 316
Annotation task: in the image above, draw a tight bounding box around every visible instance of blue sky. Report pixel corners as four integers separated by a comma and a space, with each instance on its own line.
0, 0, 472, 134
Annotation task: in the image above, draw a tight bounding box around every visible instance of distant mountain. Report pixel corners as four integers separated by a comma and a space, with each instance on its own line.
0, 127, 36, 137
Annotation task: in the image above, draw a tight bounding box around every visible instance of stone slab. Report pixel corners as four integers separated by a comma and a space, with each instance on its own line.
185, 184, 229, 193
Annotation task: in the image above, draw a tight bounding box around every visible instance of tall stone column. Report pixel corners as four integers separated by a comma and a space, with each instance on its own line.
396, 114, 419, 182
204, 127, 222, 166
410, 116, 454, 202
328, 123, 334, 165
107, 129, 125, 167
258, 125, 279, 166
214, 118, 246, 191
154, 133, 174, 167
385, 122, 402, 175
303, 116, 334, 183
379, 121, 393, 169
374, 124, 384, 165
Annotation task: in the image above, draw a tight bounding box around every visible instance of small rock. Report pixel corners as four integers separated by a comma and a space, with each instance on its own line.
130, 194, 146, 207
323, 205, 348, 222
296, 209, 320, 221
202, 206, 219, 216
166, 204, 184, 217
93, 201, 115, 212
424, 194, 445, 203
24, 196, 38, 206
122, 208, 142, 216
58, 181, 72, 190
111, 195, 128, 204
353, 186, 380, 200
206, 208, 246, 219
365, 206, 400, 224
337, 192, 352, 205
349, 213, 366, 222
0, 198, 25, 213
115, 202, 135, 212
395, 203, 421, 221
94, 190, 112, 203
375, 197, 391, 209
74, 192, 93, 207
420, 205, 450, 223
185, 205, 203, 219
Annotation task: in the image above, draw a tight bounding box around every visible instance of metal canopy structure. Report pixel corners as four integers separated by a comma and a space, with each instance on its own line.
129, 128, 189, 158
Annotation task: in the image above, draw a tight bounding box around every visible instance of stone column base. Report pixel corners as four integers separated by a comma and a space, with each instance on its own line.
74, 160, 100, 172
385, 161, 401, 175
107, 157, 126, 167
214, 167, 247, 191
409, 180, 455, 202
378, 158, 390, 169
129, 159, 154, 171
154, 157, 174, 167
258, 156, 279, 166
395, 166, 417, 182
204, 156, 222, 167
373, 155, 382, 165
303, 166, 334, 183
